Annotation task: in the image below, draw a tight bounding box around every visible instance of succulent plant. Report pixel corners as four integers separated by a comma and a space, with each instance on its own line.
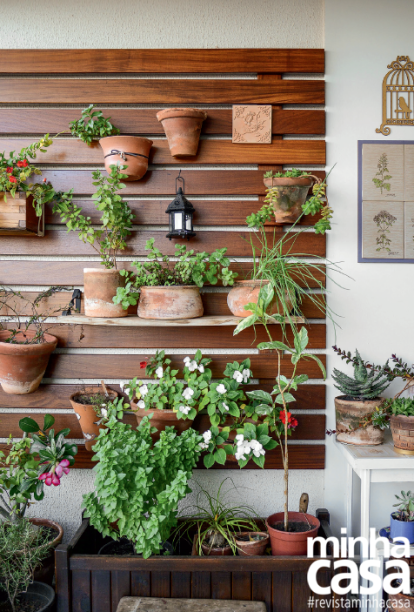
332, 349, 390, 400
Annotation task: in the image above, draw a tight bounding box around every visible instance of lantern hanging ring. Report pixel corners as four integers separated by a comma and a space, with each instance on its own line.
176, 169, 185, 192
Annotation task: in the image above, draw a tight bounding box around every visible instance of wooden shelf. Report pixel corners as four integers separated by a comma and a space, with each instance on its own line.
55, 314, 305, 327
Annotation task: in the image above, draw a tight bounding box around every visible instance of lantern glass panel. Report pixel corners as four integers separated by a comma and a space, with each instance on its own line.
174, 212, 183, 230
185, 214, 193, 230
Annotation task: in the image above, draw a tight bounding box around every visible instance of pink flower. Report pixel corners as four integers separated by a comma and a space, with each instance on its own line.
38, 472, 48, 481
45, 475, 53, 486
55, 459, 71, 478
52, 474, 61, 486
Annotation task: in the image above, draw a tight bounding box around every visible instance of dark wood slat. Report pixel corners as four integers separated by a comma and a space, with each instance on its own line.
131, 571, 151, 597
252, 572, 272, 612
292, 571, 312, 611
91, 571, 111, 612
232, 572, 251, 600
171, 572, 191, 598
0, 80, 324, 105
71, 570, 91, 612
0, 383, 326, 411
0, 229, 325, 257
150, 571, 170, 598
0, 49, 324, 74
313, 570, 332, 611
211, 571, 232, 599
43, 353, 326, 380
191, 572, 211, 598
272, 571, 292, 612
111, 571, 130, 612
0, 108, 325, 136
0, 138, 325, 166
31, 169, 326, 196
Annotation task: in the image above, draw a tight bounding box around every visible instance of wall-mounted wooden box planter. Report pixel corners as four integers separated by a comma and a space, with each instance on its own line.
55, 511, 335, 612
0, 192, 44, 236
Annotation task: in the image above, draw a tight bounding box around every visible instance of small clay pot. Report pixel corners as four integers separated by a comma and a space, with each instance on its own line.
266, 511, 320, 556
156, 108, 207, 157
0, 330, 57, 394
70, 386, 118, 451
263, 175, 313, 224
131, 403, 192, 441
235, 532, 270, 556
83, 268, 128, 318
227, 279, 292, 319
335, 396, 385, 446
138, 285, 204, 320
200, 542, 233, 556
390, 414, 414, 454
30, 518, 64, 585
100, 135, 153, 181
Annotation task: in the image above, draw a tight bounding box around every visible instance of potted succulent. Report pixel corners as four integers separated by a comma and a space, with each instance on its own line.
0, 286, 73, 394
53, 164, 135, 317
390, 490, 414, 544
125, 350, 212, 437
389, 398, 414, 455
114, 238, 237, 320
156, 108, 207, 157
83, 402, 203, 559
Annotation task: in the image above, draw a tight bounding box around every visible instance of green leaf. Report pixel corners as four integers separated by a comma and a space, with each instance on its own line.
246, 390, 272, 404
43, 414, 55, 431
257, 340, 290, 352
203, 453, 215, 469
19, 417, 41, 433
233, 314, 257, 336
214, 448, 227, 465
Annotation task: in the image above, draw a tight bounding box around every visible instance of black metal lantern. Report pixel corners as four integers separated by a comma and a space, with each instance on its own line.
166, 172, 196, 240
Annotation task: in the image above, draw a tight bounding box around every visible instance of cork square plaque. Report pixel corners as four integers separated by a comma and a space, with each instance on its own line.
232, 105, 272, 144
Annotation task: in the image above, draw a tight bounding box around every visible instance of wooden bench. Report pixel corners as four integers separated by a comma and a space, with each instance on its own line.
116, 597, 267, 612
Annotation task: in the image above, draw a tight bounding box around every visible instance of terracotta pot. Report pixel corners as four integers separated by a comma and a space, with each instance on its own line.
263, 176, 313, 224
335, 396, 385, 446
390, 414, 414, 455
0, 330, 57, 394
266, 511, 320, 556
100, 136, 153, 181
235, 532, 270, 556
200, 542, 233, 556
30, 518, 63, 585
138, 285, 204, 320
131, 402, 193, 441
156, 108, 207, 157
83, 268, 128, 318
70, 386, 118, 451
227, 279, 292, 318
388, 592, 414, 612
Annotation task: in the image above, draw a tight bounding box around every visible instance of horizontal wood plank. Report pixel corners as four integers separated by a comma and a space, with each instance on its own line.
0, 49, 324, 74
0, 80, 324, 105
0, 109, 325, 136
0, 383, 326, 411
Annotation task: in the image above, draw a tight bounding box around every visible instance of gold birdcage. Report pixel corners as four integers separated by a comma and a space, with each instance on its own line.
376, 56, 414, 136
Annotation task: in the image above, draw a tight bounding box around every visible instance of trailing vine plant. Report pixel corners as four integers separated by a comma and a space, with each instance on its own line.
70, 104, 120, 146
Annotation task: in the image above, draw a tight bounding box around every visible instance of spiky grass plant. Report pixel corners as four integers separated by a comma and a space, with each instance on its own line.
332, 349, 390, 400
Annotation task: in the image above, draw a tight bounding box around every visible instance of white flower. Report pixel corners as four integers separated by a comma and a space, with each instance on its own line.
184, 356, 191, 364
101, 407, 108, 418
250, 439, 265, 457
187, 360, 198, 372
233, 371, 243, 383
198, 364, 205, 373
242, 368, 251, 383
216, 384, 226, 395
235, 434, 244, 444
139, 384, 149, 397
199, 430, 212, 450
179, 405, 191, 415
137, 400, 146, 409
235, 441, 250, 461
155, 366, 164, 379
222, 402, 230, 412
183, 387, 194, 400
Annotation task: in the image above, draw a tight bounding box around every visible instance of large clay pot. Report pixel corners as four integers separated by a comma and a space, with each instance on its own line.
390, 414, 414, 455
335, 396, 385, 446
83, 268, 128, 318
263, 175, 313, 224
200, 542, 233, 556
266, 511, 320, 556
138, 285, 204, 320
156, 108, 207, 157
70, 386, 118, 451
30, 518, 64, 585
235, 532, 270, 556
0, 330, 57, 394
227, 279, 293, 318
131, 402, 192, 441
100, 135, 153, 181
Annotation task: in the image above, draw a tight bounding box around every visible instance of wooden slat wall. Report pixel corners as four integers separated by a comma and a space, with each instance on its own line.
0, 48, 326, 470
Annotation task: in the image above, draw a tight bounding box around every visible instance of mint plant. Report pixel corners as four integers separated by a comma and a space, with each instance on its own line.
70, 104, 120, 146
83, 403, 203, 558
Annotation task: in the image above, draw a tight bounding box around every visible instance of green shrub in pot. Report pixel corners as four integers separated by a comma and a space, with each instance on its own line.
69, 104, 120, 146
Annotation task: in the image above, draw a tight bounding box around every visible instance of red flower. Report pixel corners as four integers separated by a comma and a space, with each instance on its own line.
290, 417, 298, 428
6, 167, 13, 174
17, 159, 29, 168
279, 410, 293, 425
140, 361, 147, 369
43, 177, 47, 183
9, 176, 17, 183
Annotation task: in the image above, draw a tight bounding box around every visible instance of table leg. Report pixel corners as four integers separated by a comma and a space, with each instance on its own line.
360, 469, 371, 612
346, 463, 353, 538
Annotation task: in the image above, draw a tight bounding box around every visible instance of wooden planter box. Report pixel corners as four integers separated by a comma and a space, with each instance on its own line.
0, 192, 44, 236
55, 510, 336, 612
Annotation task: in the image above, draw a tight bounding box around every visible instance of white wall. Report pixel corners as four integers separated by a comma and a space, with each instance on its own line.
325, 0, 414, 536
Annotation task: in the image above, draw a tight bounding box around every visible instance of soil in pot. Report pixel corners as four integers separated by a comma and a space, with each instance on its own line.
0, 330, 57, 395
98, 537, 173, 556
0, 582, 55, 612
266, 511, 320, 556
235, 532, 270, 556
138, 285, 204, 320
227, 279, 293, 319
335, 396, 385, 446
131, 403, 192, 441
156, 108, 207, 157
263, 175, 313, 224
83, 268, 128, 318
70, 386, 118, 451
100, 135, 153, 181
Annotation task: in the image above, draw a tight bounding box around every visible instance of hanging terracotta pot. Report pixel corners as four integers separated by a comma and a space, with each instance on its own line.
390, 414, 414, 454
131, 402, 192, 441
263, 175, 313, 224
156, 108, 207, 157
234, 532, 270, 556
83, 268, 128, 318
138, 285, 204, 320
227, 279, 292, 318
70, 386, 118, 451
100, 136, 153, 181
0, 330, 57, 394
266, 511, 320, 556
335, 396, 385, 446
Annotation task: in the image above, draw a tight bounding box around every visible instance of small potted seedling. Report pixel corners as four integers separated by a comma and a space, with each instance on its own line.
390, 491, 414, 544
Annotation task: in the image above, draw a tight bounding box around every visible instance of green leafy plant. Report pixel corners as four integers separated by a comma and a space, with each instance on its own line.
176, 479, 259, 555
114, 238, 238, 309
393, 490, 414, 522
391, 398, 414, 418
332, 349, 390, 401
125, 350, 212, 420
0, 519, 50, 612
0, 415, 77, 523
372, 153, 392, 194
53, 164, 134, 269
70, 104, 120, 146
83, 402, 203, 558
